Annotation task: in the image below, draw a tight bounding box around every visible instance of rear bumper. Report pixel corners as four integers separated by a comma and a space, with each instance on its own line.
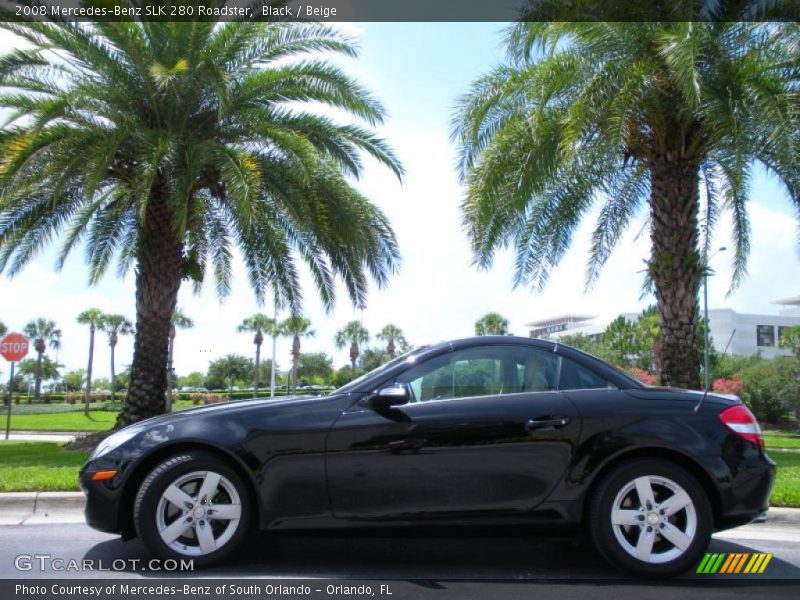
710, 447, 776, 531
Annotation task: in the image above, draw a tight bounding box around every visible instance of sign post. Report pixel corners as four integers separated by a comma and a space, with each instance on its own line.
1, 333, 30, 440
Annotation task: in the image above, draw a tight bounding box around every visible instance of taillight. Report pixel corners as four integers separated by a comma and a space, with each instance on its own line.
719, 404, 764, 447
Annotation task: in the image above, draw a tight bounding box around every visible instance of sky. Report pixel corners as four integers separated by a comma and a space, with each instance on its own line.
0, 22, 799, 382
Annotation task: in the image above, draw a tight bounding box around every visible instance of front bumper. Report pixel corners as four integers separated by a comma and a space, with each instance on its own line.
79, 460, 124, 534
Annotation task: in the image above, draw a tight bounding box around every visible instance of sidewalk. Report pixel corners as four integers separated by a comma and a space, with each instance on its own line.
0, 492, 85, 525
2, 432, 78, 442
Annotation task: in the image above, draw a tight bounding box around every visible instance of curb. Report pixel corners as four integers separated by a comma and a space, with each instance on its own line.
4, 431, 91, 435
759, 507, 800, 526
0, 492, 85, 525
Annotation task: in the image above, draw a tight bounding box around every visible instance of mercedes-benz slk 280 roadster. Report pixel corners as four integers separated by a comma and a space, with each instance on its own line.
80, 336, 775, 577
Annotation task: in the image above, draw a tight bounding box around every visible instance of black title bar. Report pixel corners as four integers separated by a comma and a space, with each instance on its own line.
1, 0, 799, 23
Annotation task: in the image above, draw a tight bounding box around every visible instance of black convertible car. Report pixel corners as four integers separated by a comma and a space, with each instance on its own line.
80, 336, 775, 577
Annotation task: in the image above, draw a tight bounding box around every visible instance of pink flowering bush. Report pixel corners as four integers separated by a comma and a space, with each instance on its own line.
712, 376, 743, 396
628, 367, 657, 385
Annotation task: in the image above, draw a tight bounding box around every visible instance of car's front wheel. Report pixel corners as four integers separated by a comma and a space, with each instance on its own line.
134, 451, 252, 566
589, 459, 712, 578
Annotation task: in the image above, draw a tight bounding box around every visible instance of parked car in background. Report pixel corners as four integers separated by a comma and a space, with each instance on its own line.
80, 336, 774, 577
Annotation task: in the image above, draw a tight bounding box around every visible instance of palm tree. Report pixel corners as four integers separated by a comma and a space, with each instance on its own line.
474, 312, 509, 336
0, 13, 402, 427
22, 319, 61, 401
376, 324, 408, 360
335, 321, 370, 374
18, 357, 61, 395
77, 308, 104, 414
166, 308, 194, 412
280, 315, 315, 394
238, 313, 277, 395
99, 314, 133, 402
453, 21, 799, 388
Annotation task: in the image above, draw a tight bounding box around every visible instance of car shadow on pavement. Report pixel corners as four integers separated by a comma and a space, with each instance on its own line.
82, 527, 800, 584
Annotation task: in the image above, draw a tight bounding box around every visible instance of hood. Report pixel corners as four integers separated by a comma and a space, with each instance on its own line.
123, 393, 334, 430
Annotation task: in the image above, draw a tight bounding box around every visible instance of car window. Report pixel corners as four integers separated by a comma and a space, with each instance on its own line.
399, 352, 503, 401
558, 357, 611, 390
396, 345, 564, 402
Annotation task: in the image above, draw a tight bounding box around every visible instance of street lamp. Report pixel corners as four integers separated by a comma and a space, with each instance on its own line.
703, 246, 726, 391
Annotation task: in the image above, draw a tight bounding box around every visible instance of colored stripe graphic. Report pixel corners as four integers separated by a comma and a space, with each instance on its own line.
719, 553, 737, 573
744, 553, 760, 573
733, 553, 749, 573
758, 554, 773, 573
697, 552, 773, 574
697, 553, 726, 573
696, 553, 713, 573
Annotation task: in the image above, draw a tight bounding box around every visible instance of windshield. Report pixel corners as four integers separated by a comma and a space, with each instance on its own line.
334, 345, 432, 394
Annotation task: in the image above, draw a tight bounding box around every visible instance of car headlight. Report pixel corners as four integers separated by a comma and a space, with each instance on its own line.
91, 426, 145, 459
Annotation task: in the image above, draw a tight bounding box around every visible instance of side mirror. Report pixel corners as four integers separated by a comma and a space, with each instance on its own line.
367, 384, 409, 410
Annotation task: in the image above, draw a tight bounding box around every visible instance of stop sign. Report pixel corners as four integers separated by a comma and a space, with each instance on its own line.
0, 333, 29, 362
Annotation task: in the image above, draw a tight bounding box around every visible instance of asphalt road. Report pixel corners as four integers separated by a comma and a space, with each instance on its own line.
0, 523, 798, 599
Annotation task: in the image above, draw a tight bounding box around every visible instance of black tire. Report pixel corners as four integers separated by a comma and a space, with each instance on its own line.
589, 459, 712, 578
134, 451, 252, 567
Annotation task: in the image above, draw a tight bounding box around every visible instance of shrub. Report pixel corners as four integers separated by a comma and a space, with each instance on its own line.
715, 354, 763, 380
333, 366, 365, 388
627, 367, 657, 385
740, 358, 800, 423
203, 394, 227, 405
712, 376, 743, 396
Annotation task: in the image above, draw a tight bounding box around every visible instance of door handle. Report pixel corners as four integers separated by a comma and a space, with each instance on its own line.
526, 416, 570, 432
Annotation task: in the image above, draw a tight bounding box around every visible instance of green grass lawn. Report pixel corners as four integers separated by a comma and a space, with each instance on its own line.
769, 450, 800, 508
763, 431, 800, 450
0, 442, 89, 492
1, 411, 117, 432
2, 402, 202, 432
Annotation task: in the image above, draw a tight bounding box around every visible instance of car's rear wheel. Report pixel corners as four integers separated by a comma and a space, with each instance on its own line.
589, 459, 712, 578
134, 451, 252, 566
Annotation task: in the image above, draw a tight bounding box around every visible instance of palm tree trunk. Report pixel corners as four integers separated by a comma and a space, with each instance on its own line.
270, 333, 277, 398
648, 159, 702, 389
117, 181, 183, 428
34, 349, 43, 401
253, 341, 261, 395
292, 355, 299, 394
84, 324, 95, 416
349, 341, 358, 373
109, 339, 116, 403
292, 334, 300, 395
166, 334, 175, 413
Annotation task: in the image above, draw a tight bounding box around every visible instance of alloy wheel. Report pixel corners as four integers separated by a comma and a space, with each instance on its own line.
610, 474, 697, 564
155, 470, 242, 557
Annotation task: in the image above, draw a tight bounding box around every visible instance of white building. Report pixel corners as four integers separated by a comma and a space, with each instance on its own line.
527, 296, 800, 358
526, 314, 600, 340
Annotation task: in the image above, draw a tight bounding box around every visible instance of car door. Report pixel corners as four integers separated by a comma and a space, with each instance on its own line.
325, 344, 581, 520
